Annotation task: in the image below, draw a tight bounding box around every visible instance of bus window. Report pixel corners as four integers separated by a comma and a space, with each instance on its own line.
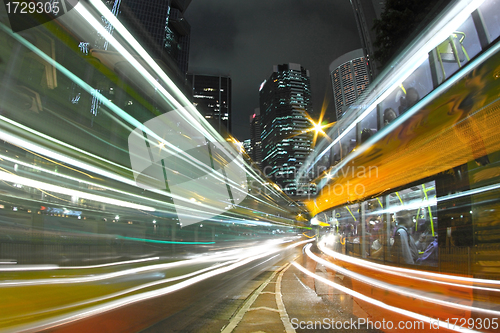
379, 87, 402, 127
386, 181, 438, 266
339, 127, 356, 159
478, 0, 500, 43
362, 198, 385, 261
359, 107, 377, 142
400, 58, 433, 111
435, 15, 481, 80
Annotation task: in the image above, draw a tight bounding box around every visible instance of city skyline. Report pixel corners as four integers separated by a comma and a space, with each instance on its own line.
185, 0, 361, 141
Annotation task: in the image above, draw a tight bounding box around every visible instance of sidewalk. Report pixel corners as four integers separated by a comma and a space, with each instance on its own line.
221, 254, 379, 333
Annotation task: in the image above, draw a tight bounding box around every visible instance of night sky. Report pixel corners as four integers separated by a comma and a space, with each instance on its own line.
185, 0, 361, 141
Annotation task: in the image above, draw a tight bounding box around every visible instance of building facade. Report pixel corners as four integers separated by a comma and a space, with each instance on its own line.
350, 0, 386, 79
105, 0, 191, 76
330, 49, 370, 120
259, 63, 314, 196
187, 73, 232, 135
242, 139, 253, 158
250, 108, 262, 168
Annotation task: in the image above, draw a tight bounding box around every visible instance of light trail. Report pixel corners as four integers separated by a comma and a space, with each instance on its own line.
8, 239, 311, 332
0, 22, 287, 222
5, 261, 238, 324
292, 261, 480, 333
0, 238, 310, 286
298, 0, 488, 184
0, 257, 160, 272
318, 242, 500, 288
305, 244, 500, 316
0, 171, 155, 212
84, 0, 295, 205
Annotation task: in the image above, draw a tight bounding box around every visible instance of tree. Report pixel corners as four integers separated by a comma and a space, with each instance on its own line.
373, 0, 452, 68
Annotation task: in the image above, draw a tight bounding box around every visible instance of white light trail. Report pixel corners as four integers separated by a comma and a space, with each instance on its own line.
84, 0, 290, 202
299, 0, 488, 182
0, 238, 308, 286
306, 244, 500, 316
0, 23, 259, 215
11, 239, 309, 332
292, 261, 479, 333
0, 171, 155, 212
0, 257, 159, 272
318, 242, 500, 287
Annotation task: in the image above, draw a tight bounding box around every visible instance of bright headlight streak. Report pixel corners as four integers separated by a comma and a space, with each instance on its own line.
366, 198, 438, 216
0, 252, 226, 286
0, 171, 155, 212
292, 262, 479, 333
0, 239, 304, 285
86, 0, 217, 143
0, 153, 180, 209
0, 257, 160, 272
11, 261, 237, 322
65, 257, 160, 269
286, 238, 315, 249
0, 265, 59, 272
299, 0, 485, 179
318, 242, 500, 287
0, 23, 232, 211
0, 115, 132, 175
85, 0, 287, 200
0, 21, 286, 213
305, 245, 500, 315
14, 240, 308, 332
438, 183, 500, 203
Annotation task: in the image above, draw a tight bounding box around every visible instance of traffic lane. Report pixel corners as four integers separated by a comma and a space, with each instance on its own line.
30, 246, 300, 332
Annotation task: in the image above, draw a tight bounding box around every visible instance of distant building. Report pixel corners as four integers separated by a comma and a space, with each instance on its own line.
243, 139, 253, 157
330, 49, 370, 120
187, 73, 232, 135
350, 0, 386, 79
105, 0, 191, 76
250, 108, 262, 167
259, 63, 315, 196
74, 0, 192, 127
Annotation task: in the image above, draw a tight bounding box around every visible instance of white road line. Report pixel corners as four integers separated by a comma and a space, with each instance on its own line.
221, 262, 288, 333
276, 263, 296, 333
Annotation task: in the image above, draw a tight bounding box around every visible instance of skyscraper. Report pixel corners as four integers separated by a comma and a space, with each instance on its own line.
105, 0, 192, 76
259, 63, 314, 196
250, 108, 262, 168
187, 73, 232, 135
330, 49, 370, 120
350, 0, 386, 79
242, 139, 253, 158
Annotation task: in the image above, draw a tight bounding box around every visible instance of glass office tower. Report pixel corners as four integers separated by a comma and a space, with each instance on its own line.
259, 63, 314, 196
106, 0, 191, 75
250, 108, 262, 167
187, 73, 232, 135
